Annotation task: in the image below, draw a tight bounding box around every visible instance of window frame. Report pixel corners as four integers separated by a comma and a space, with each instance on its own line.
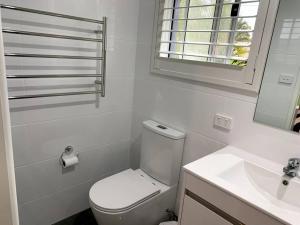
151, 0, 279, 92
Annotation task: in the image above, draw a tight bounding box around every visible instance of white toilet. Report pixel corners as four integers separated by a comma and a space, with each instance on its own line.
89, 120, 185, 225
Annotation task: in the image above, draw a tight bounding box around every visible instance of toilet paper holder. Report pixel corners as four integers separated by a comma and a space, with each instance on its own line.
60, 146, 79, 168
64, 146, 74, 154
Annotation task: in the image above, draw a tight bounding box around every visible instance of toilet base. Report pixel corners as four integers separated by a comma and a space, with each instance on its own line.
91, 186, 177, 225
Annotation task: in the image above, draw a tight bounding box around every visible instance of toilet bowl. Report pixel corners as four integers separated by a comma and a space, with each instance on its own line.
89, 120, 185, 225
89, 169, 177, 225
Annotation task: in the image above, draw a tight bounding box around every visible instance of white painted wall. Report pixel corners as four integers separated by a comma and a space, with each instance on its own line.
131, 0, 300, 183
0, 107, 14, 225
255, 0, 300, 130
0, 0, 139, 225
0, 16, 18, 224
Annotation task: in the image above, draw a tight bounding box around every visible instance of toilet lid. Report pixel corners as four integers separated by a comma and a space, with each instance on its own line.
89, 169, 161, 212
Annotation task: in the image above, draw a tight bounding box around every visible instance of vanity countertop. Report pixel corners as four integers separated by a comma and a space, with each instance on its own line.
184, 146, 300, 225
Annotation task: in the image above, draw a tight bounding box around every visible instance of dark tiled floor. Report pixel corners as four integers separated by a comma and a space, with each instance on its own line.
53, 209, 97, 225
53, 208, 177, 225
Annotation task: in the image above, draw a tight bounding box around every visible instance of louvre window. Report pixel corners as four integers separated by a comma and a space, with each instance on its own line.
158, 0, 260, 67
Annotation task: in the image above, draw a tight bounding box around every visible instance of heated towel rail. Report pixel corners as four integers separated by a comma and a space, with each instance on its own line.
0, 4, 107, 100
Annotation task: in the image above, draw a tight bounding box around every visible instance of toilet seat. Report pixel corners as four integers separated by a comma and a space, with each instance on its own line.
89, 169, 161, 213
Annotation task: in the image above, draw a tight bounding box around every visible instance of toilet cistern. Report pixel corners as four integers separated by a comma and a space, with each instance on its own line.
283, 158, 300, 178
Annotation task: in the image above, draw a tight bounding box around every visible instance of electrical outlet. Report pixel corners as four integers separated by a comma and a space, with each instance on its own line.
279, 74, 295, 85
214, 114, 233, 130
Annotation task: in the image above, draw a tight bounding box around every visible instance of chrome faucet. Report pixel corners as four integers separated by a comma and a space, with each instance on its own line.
283, 158, 300, 178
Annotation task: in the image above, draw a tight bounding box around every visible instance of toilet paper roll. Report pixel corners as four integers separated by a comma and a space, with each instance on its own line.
61, 153, 79, 168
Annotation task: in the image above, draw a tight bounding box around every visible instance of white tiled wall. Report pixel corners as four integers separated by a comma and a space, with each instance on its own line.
0, 0, 139, 225
131, 0, 300, 182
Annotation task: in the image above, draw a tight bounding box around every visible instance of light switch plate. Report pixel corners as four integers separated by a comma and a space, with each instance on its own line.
279, 74, 295, 85
214, 114, 233, 130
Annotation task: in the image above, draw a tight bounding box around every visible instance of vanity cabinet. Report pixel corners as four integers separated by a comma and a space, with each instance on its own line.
181, 195, 233, 225
178, 172, 286, 225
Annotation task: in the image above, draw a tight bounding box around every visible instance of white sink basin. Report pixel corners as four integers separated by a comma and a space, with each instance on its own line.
184, 146, 300, 225
219, 160, 300, 211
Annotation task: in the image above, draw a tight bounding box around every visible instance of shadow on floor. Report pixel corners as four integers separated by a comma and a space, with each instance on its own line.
53, 209, 97, 225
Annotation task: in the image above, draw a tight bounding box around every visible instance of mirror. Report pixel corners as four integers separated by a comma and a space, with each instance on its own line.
255, 0, 300, 133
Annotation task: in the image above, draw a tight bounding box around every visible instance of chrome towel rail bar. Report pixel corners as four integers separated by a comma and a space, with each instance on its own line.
8, 90, 103, 100
6, 74, 103, 79
101, 17, 107, 97
0, 4, 104, 24
5, 53, 104, 60
2, 29, 103, 42
1, 4, 107, 100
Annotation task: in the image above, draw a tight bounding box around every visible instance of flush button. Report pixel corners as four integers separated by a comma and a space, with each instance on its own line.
157, 125, 167, 130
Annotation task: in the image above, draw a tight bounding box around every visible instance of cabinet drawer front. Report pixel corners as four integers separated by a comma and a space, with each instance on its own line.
181, 195, 233, 225
184, 173, 285, 225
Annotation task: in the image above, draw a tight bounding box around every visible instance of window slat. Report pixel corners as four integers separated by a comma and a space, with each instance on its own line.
160, 40, 251, 47
161, 0, 260, 10
161, 29, 254, 33
158, 51, 248, 61
161, 15, 257, 21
